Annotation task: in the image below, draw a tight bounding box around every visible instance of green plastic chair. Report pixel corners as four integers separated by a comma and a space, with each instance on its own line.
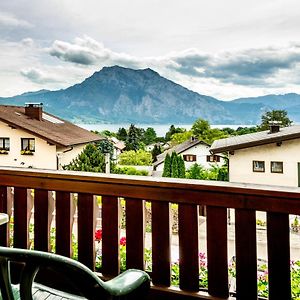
0, 246, 150, 300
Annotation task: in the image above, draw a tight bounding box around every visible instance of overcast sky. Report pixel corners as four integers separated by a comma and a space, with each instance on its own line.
1, 0, 300, 100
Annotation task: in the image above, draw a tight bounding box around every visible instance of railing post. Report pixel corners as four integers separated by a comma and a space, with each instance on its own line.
102, 196, 120, 276
0, 187, 12, 246
178, 203, 199, 292
34, 190, 54, 252
56, 191, 73, 257
126, 198, 145, 270
207, 206, 228, 298
14, 188, 33, 249
78, 193, 97, 270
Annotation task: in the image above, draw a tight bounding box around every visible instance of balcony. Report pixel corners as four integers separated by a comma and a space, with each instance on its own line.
0, 166, 298, 299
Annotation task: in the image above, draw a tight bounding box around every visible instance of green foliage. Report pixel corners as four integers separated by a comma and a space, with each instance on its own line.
235, 126, 258, 135
64, 144, 105, 172
151, 144, 162, 162
191, 118, 228, 144
163, 151, 185, 178
96, 139, 114, 158
113, 166, 148, 176
125, 124, 141, 151
178, 155, 186, 178
118, 150, 152, 166
170, 131, 192, 145
186, 163, 228, 181
116, 127, 128, 141
142, 127, 157, 145
171, 152, 179, 178
162, 153, 172, 177
165, 125, 185, 141
259, 109, 293, 130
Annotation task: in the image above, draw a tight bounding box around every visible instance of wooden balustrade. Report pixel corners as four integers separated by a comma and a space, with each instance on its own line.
0, 167, 300, 299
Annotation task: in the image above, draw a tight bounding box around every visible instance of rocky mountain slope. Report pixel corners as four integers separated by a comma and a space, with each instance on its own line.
1, 66, 299, 124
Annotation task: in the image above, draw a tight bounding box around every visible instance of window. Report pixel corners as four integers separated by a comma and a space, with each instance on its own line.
21, 138, 35, 152
253, 161, 265, 172
207, 155, 221, 162
0, 138, 9, 150
183, 154, 196, 162
271, 161, 283, 173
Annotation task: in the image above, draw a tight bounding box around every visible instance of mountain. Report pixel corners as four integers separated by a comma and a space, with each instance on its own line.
0, 66, 299, 124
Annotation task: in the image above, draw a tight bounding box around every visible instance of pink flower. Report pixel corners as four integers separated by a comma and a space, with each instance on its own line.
95, 229, 102, 241
120, 237, 126, 246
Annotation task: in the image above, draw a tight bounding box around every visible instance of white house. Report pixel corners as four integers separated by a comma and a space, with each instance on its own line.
0, 103, 103, 170
153, 137, 223, 175
210, 124, 300, 187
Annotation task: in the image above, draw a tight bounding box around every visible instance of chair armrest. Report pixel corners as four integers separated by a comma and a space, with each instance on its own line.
103, 269, 150, 296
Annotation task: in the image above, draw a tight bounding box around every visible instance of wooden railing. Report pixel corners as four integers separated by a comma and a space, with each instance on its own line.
0, 167, 299, 299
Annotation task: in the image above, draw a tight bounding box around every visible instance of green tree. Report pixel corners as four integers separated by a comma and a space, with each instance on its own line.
191, 118, 228, 144
151, 144, 162, 162
259, 110, 293, 130
125, 124, 140, 151
191, 119, 210, 137
171, 152, 179, 178
96, 139, 114, 158
170, 131, 192, 145
162, 153, 172, 177
165, 125, 185, 141
142, 127, 157, 145
116, 127, 127, 141
177, 155, 186, 178
64, 144, 105, 172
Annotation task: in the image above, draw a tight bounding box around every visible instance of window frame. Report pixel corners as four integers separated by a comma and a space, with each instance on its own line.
270, 161, 283, 174
0, 137, 10, 151
207, 155, 221, 162
21, 138, 35, 152
253, 160, 265, 172
183, 154, 196, 162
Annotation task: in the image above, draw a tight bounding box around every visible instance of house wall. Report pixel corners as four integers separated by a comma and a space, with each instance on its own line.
156, 144, 224, 171
0, 121, 57, 169
229, 139, 300, 187
57, 144, 86, 169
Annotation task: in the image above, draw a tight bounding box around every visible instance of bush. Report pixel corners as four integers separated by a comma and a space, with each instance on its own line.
113, 166, 148, 176
118, 150, 152, 166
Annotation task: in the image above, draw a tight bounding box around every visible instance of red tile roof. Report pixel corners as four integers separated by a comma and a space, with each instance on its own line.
0, 105, 103, 147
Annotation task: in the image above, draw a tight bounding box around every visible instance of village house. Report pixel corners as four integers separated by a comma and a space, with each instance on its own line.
0, 103, 103, 170
153, 137, 223, 175
210, 123, 300, 187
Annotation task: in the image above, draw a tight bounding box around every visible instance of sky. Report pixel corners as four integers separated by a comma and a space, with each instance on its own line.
1, 0, 300, 100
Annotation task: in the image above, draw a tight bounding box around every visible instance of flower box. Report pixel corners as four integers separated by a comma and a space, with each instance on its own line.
21, 150, 34, 155
0, 150, 8, 154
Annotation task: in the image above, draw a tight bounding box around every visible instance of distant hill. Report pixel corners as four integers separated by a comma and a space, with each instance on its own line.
1, 66, 299, 124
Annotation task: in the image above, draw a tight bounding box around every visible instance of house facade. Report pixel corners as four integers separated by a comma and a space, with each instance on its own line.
153, 137, 223, 174
210, 124, 300, 187
0, 103, 103, 170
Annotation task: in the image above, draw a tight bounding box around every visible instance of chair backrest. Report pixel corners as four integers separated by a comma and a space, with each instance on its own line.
0, 247, 150, 300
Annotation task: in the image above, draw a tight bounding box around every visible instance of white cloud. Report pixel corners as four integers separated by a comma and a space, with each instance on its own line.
20, 68, 61, 84
0, 12, 32, 28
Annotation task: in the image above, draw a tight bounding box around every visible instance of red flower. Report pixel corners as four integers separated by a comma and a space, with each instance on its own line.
95, 229, 102, 241
120, 237, 126, 246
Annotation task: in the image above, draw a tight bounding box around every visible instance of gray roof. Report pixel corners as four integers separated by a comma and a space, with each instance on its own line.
153, 138, 210, 167
210, 125, 300, 154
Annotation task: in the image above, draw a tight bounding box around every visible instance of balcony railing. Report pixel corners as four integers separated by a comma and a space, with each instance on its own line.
0, 166, 299, 299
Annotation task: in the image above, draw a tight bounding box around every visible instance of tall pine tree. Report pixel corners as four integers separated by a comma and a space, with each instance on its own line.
162, 153, 172, 177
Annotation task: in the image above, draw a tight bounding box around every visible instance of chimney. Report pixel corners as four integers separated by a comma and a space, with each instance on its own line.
269, 121, 282, 134
25, 103, 43, 121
